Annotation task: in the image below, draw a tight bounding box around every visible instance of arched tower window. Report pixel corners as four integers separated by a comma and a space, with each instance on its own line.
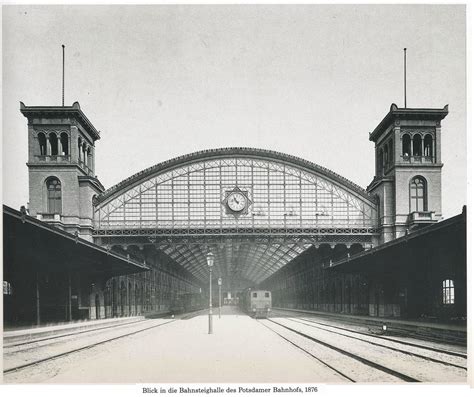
388, 138, 393, 164
46, 177, 62, 214
409, 176, 427, 212
377, 149, 383, 175
402, 134, 411, 157
60, 133, 69, 156
38, 133, 47, 155
383, 144, 388, 169
424, 134, 433, 158
413, 134, 422, 157
78, 138, 82, 162
49, 133, 58, 156
87, 147, 92, 170
82, 143, 87, 166
442, 279, 455, 305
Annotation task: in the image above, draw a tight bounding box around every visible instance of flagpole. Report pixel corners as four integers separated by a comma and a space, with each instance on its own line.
62, 44, 65, 106
404, 48, 407, 108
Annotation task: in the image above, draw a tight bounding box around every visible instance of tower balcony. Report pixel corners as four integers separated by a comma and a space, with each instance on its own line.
408, 211, 437, 227
35, 155, 71, 163
36, 212, 64, 226
400, 155, 434, 164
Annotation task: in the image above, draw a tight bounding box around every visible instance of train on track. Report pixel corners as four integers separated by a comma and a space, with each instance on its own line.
241, 289, 272, 318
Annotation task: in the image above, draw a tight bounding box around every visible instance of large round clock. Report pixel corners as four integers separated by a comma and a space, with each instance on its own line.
227, 191, 247, 212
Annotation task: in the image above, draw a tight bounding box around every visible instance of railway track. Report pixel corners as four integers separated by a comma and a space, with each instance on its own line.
285, 317, 467, 369
259, 317, 467, 382
287, 314, 467, 358
3, 309, 206, 375
272, 308, 467, 346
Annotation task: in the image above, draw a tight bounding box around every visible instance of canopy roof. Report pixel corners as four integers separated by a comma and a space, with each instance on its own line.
3, 205, 149, 279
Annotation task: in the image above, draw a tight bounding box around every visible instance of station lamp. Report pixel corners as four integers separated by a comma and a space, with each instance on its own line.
206, 252, 214, 334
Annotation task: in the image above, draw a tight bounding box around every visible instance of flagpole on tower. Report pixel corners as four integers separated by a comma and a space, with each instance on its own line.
62, 44, 65, 107
404, 48, 407, 108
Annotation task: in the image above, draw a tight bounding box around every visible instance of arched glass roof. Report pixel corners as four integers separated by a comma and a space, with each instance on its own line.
95, 148, 377, 231
94, 148, 377, 285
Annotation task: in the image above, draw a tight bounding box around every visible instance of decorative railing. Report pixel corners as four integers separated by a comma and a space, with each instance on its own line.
37, 213, 62, 222
35, 155, 70, 162
401, 155, 434, 164
78, 160, 94, 176
408, 211, 436, 224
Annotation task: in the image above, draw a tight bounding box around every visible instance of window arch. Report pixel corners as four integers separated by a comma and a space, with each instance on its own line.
38, 133, 47, 155
46, 177, 62, 214
424, 134, 433, 158
388, 138, 393, 164
377, 149, 384, 175
402, 134, 411, 157
82, 143, 87, 166
442, 279, 455, 305
87, 147, 92, 169
60, 133, 69, 156
78, 137, 82, 161
49, 133, 59, 156
413, 134, 422, 157
409, 176, 427, 212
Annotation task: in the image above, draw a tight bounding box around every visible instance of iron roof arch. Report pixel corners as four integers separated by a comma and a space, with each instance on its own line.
95, 147, 376, 207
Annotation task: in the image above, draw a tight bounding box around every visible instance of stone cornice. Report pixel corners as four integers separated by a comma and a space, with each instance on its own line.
20, 101, 100, 141
369, 103, 448, 142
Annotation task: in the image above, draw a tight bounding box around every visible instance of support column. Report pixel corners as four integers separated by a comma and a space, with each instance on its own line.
68, 271, 72, 321
435, 125, 442, 162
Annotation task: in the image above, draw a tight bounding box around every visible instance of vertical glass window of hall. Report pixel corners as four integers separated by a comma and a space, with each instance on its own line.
410, 177, 426, 212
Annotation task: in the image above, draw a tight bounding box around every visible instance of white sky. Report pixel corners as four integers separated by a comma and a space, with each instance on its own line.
1, 5, 467, 218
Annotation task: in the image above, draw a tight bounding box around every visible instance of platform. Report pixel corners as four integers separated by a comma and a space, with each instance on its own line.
3, 316, 145, 345
6, 306, 345, 383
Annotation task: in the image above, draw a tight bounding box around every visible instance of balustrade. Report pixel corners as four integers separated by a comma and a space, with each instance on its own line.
401, 155, 434, 164
35, 155, 70, 163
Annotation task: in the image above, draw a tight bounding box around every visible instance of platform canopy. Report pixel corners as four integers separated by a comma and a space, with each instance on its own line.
93, 148, 378, 288
329, 209, 466, 276
3, 205, 149, 280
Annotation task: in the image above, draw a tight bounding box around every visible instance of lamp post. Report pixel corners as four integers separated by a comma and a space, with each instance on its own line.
207, 252, 214, 334
218, 277, 222, 319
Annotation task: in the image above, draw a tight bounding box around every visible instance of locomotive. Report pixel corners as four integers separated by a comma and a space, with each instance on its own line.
241, 289, 272, 318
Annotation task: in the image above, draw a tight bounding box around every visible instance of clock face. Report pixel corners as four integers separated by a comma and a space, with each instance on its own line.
227, 192, 247, 212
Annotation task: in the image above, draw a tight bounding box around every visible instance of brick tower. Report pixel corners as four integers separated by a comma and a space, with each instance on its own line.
367, 103, 448, 244
20, 102, 104, 240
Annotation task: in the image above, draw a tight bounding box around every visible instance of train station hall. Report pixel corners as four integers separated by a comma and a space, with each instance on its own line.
2, 100, 467, 383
